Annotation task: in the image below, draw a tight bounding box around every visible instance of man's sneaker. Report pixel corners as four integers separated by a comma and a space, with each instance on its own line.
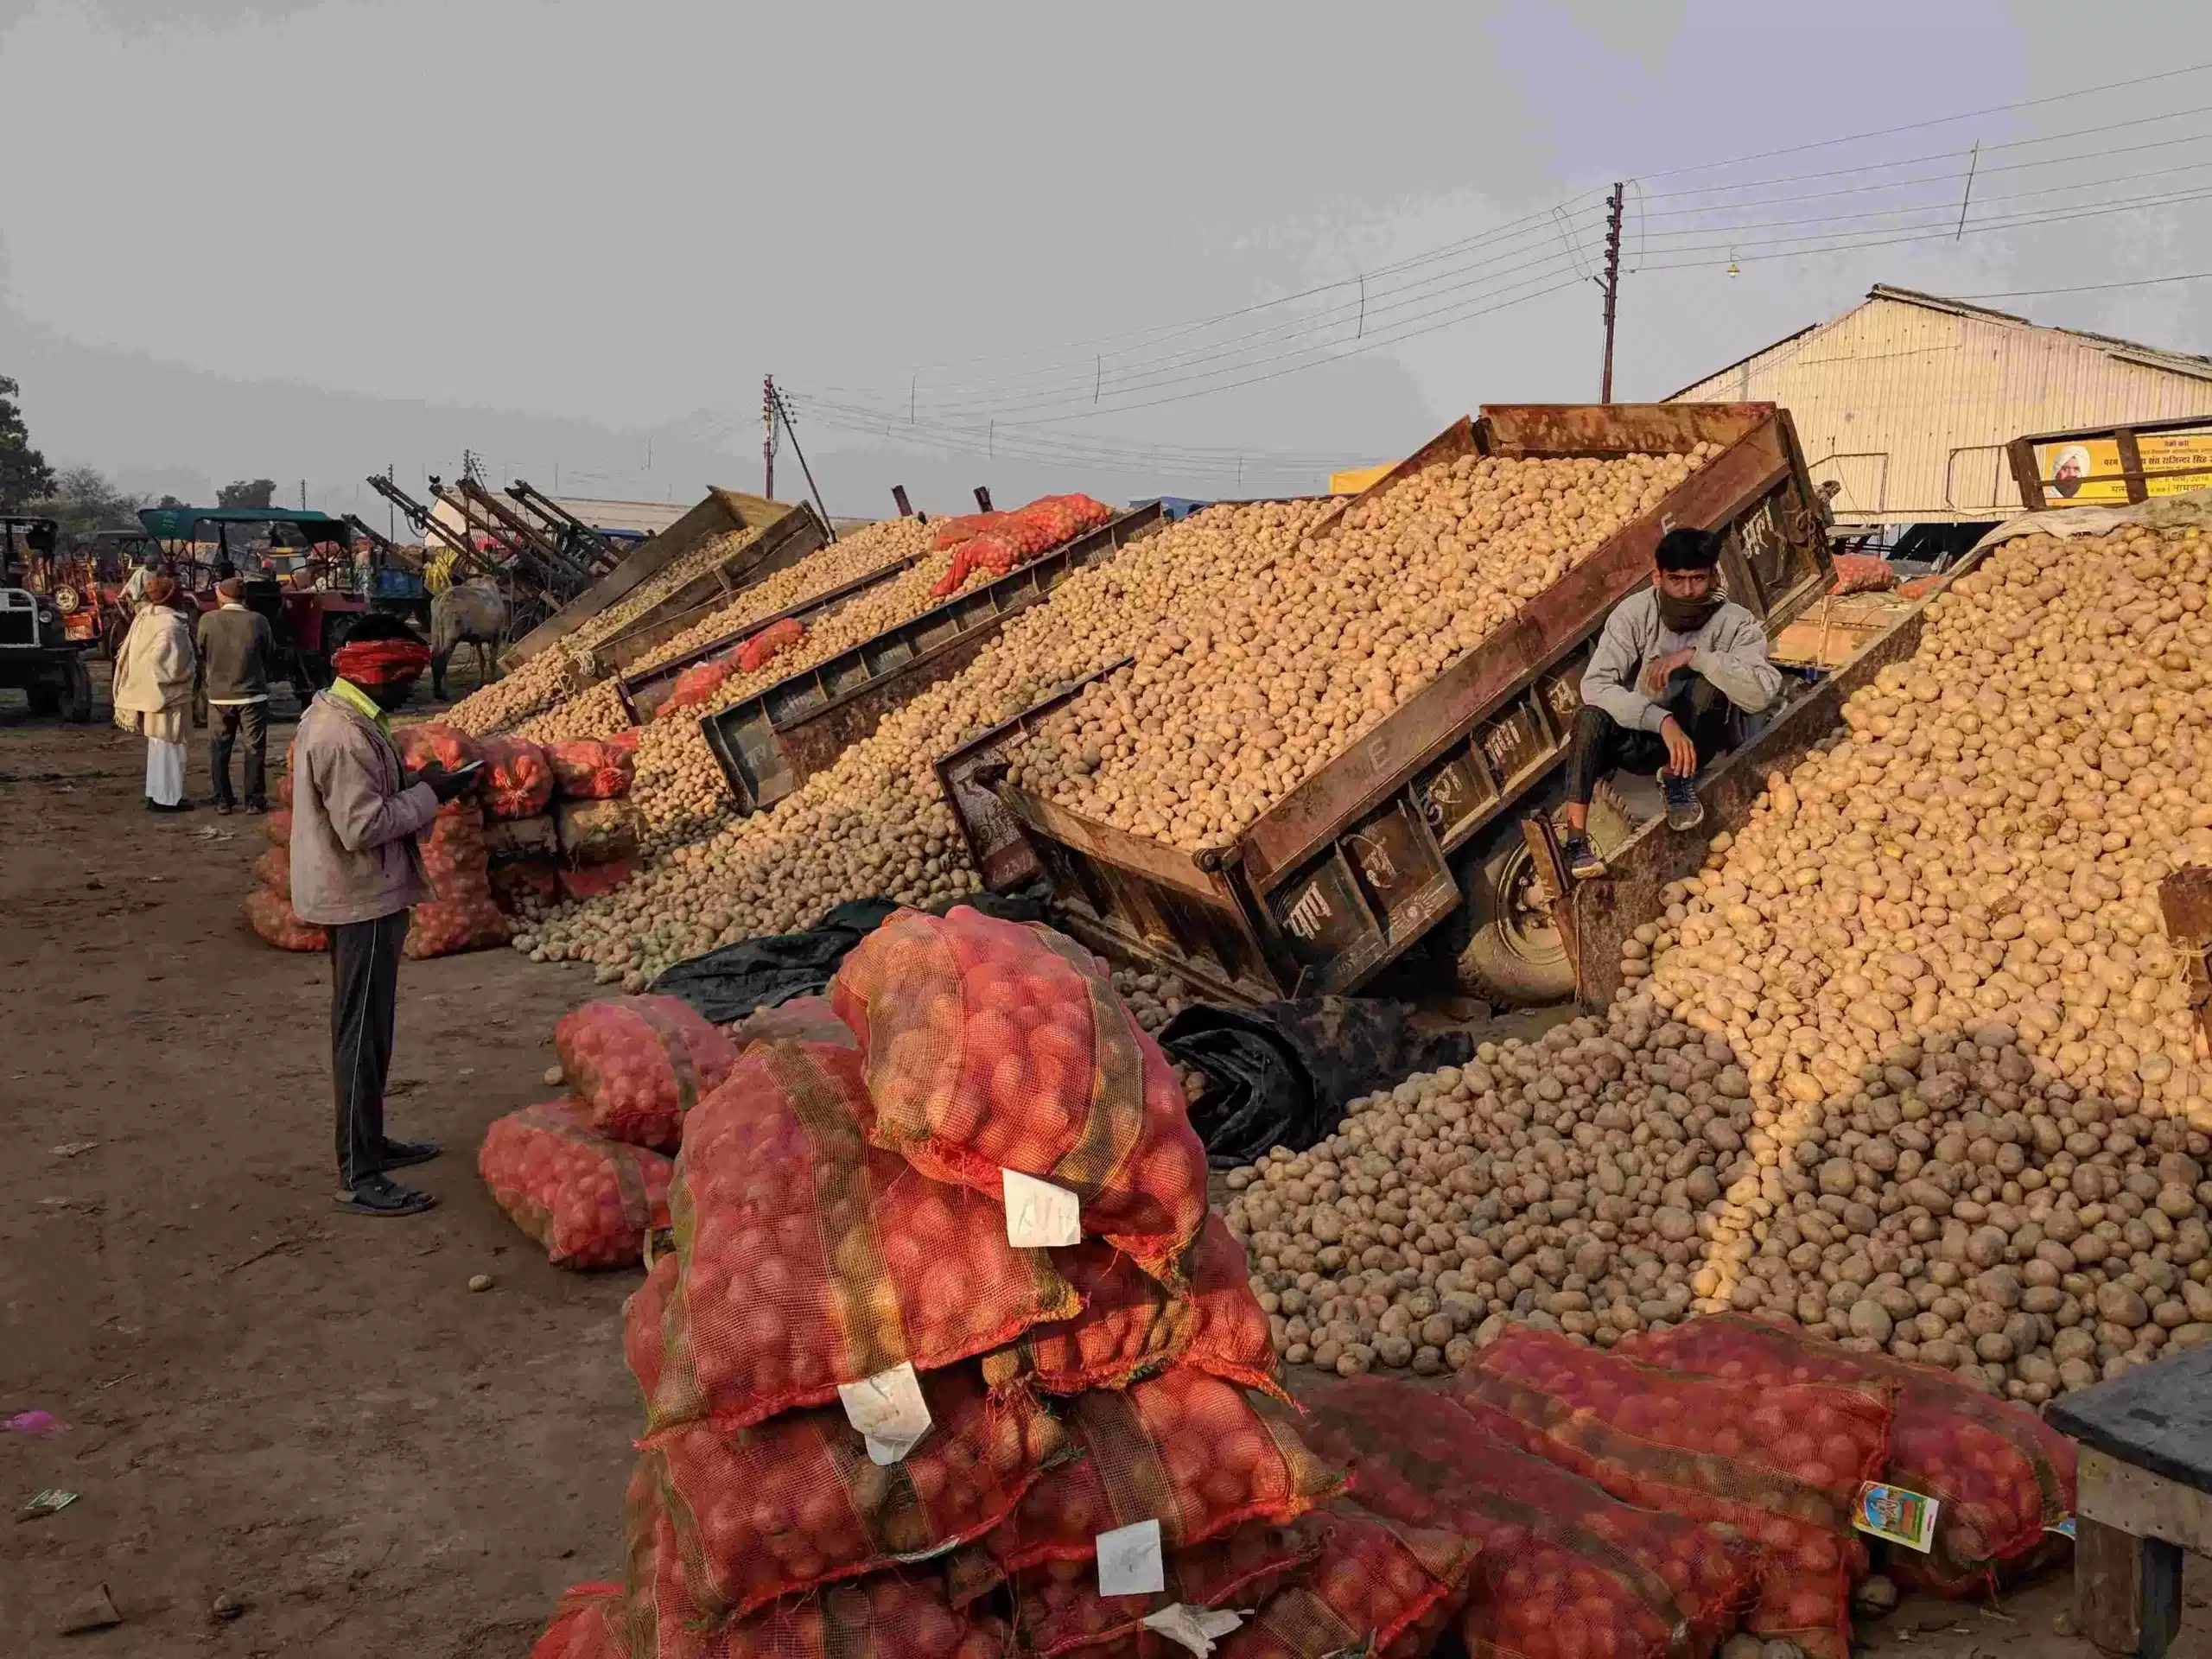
1663, 772, 1706, 832
1563, 836, 1608, 880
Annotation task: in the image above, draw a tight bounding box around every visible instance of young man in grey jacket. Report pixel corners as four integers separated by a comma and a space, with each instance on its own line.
290, 614, 480, 1216
1562, 525, 1781, 880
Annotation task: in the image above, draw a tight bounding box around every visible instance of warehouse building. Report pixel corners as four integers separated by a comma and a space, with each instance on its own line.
1669, 284, 2212, 556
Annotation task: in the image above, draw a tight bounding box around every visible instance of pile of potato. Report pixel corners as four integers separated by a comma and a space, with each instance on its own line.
1229, 519, 2212, 1403
443, 524, 766, 734
513, 499, 1338, 984
1001, 448, 1714, 851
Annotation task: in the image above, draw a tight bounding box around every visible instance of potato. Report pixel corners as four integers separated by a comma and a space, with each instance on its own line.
1227, 519, 2212, 1402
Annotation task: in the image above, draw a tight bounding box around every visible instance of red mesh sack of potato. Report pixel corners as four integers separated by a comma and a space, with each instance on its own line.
480, 734, 556, 819
737, 616, 804, 675
1306, 1376, 1759, 1659
244, 886, 328, 951
652, 1361, 1065, 1622
393, 720, 482, 773
253, 844, 290, 899
625, 1452, 1016, 1659
1899, 574, 1947, 601
560, 855, 639, 904
631, 1039, 1080, 1437
1616, 1312, 2075, 1597
479, 1100, 673, 1269
830, 906, 1209, 1279
662, 655, 736, 719
420, 800, 492, 893
555, 995, 741, 1152
732, 995, 857, 1049
1827, 554, 1897, 595
492, 857, 561, 913
1449, 1325, 1894, 1659
933, 512, 1007, 552
485, 815, 560, 863
528, 1581, 626, 1659
1015, 1521, 1322, 1659
276, 770, 293, 808
1221, 1508, 1478, 1659
549, 738, 638, 798
559, 798, 644, 866
405, 889, 515, 958
979, 1365, 1344, 1576
984, 1216, 1284, 1398
266, 806, 292, 847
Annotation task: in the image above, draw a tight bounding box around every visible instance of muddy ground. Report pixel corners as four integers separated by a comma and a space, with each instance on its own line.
0, 674, 2203, 1657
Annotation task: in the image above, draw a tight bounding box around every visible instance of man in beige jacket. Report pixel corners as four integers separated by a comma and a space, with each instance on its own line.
290, 614, 479, 1217
112, 572, 199, 810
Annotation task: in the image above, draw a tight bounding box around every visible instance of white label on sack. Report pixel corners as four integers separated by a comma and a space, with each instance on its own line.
1004, 1169, 1082, 1248
1141, 1605, 1245, 1657
1096, 1518, 1166, 1597
839, 1363, 931, 1466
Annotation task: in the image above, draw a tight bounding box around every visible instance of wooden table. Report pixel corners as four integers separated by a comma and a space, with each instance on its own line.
2047, 1344, 2212, 1656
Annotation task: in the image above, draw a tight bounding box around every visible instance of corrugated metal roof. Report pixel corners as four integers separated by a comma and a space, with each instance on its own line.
1669, 286, 2212, 524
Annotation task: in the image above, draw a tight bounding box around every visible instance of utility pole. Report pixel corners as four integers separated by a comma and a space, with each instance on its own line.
763, 375, 777, 499
1599, 181, 1624, 404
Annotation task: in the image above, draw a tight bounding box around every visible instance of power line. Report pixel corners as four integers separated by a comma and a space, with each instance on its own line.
1639, 60, 2212, 180
1946, 271, 2212, 298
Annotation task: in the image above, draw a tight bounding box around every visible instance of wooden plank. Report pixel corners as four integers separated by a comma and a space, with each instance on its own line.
2079, 1446, 2212, 1554
2049, 1344, 2212, 1497
2075, 1516, 2183, 1658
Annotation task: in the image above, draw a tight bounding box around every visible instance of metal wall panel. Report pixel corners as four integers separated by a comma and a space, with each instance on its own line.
1673, 291, 2212, 525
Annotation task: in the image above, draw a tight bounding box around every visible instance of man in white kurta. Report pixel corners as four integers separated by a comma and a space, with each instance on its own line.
112, 575, 198, 811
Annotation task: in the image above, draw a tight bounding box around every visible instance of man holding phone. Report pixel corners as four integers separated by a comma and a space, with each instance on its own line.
290, 614, 481, 1217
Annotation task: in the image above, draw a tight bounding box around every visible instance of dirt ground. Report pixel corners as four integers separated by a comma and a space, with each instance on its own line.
0, 673, 2206, 1657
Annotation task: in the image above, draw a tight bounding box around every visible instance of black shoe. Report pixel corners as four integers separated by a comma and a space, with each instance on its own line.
244, 802, 268, 816
148, 798, 195, 815
1563, 836, 1609, 880
378, 1138, 442, 1171
1662, 772, 1705, 832
214, 803, 234, 816
334, 1173, 438, 1217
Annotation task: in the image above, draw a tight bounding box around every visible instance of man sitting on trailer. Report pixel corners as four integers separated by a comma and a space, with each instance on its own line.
1561, 525, 1780, 880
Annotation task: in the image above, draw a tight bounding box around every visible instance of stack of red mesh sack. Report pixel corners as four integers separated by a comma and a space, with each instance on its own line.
526, 737, 642, 902
481, 994, 743, 1273
242, 743, 327, 950
526, 909, 1466, 1659
391, 723, 513, 959
928, 494, 1115, 598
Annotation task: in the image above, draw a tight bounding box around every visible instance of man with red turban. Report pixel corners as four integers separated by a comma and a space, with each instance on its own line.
290, 613, 480, 1217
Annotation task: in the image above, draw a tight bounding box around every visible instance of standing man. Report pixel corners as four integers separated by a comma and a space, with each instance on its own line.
111, 572, 197, 811
195, 576, 274, 815
1562, 526, 1780, 880
289, 613, 479, 1217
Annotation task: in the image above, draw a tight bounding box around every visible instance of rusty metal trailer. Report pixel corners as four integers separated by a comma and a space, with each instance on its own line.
696, 500, 1166, 815
937, 404, 1834, 1009
499, 489, 828, 672
612, 553, 931, 723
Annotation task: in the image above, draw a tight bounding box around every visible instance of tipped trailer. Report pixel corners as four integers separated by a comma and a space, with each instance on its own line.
696, 501, 1166, 815
499, 490, 829, 673
937, 404, 1834, 1009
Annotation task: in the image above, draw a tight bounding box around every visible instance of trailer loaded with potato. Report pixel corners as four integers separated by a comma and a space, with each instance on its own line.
938, 404, 1834, 1008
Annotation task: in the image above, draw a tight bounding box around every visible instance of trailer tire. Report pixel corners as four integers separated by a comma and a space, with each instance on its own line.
1454, 782, 1635, 1007
59, 656, 93, 723
23, 679, 60, 719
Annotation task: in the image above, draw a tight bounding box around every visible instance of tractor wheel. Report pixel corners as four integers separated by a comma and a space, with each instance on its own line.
23, 678, 60, 719
59, 656, 93, 723
1453, 781, 1637, 1007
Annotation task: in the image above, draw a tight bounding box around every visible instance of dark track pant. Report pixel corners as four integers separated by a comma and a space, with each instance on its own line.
331, 910, 409, 1188
209, 701, 269, 809
1566, 673, 1732, 807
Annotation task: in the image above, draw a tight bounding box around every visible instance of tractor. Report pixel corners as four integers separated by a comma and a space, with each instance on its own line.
0, 516, 97, 721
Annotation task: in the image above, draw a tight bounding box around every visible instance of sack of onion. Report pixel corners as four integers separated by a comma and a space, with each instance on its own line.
1013, 1519, 1323, 1659
552, 994, 741, 1152
547, 737, 638, 799
480, 734, 557, 819
646, 1362, 1063, 1623
626, 1039, 1079, 1439
479, 1100, 673, 1270
242, 885, 327, 952
525, 1580, 626, 1659
1305, 1376, 1759, 1659
831, 906, 1209, 1278
1449, 1326, 1894, 1659
1220, 1507, 1478, 1659
1616, 1313, 2075, 1596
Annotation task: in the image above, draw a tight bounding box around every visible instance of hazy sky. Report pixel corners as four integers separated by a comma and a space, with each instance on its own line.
3, 0, 2209, 519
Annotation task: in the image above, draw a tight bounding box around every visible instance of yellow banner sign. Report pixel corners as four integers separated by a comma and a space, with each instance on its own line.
2035, 427, 2212, 503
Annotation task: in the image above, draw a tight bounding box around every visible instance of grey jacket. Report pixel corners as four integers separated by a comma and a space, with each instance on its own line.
1580, 588, 1781, 734
289, 690, 440, 925
195, 605, 274, 702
